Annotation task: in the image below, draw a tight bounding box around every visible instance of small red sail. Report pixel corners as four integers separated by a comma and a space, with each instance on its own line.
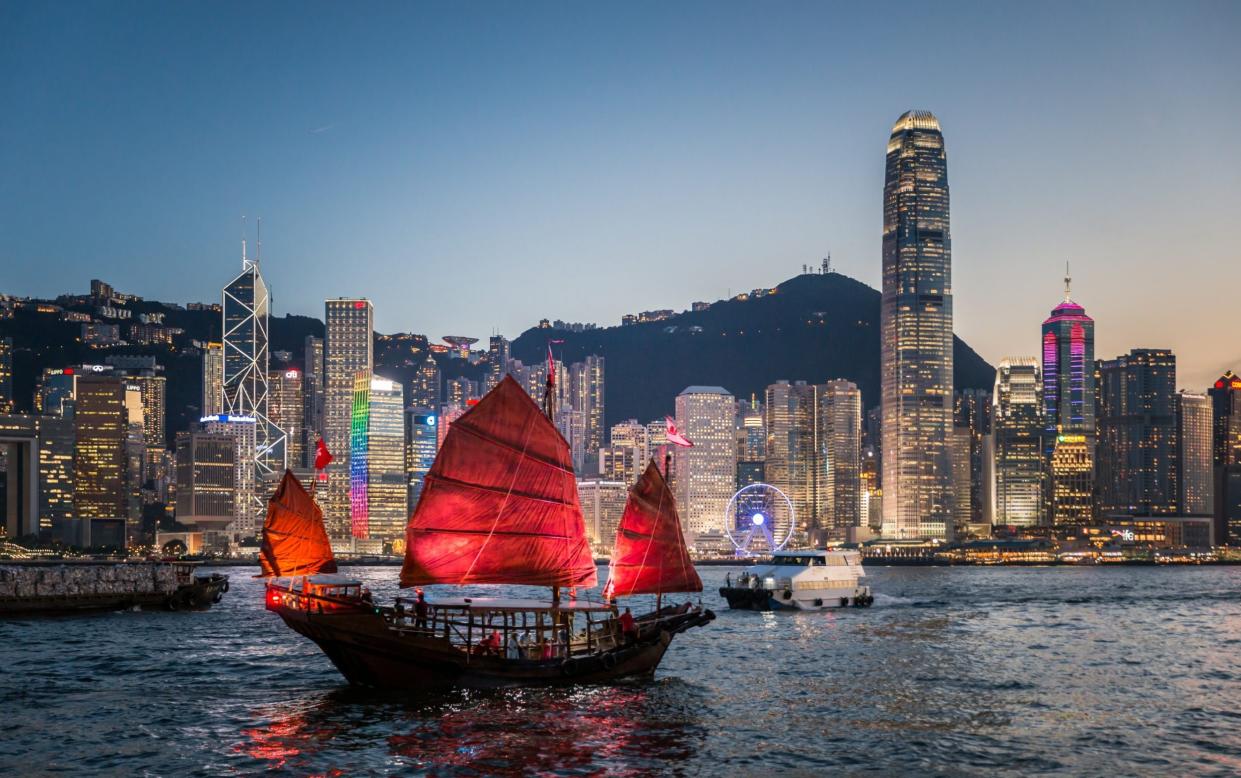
603, 460, 702, 599
259, 470, 338, 578
400, 375, 598, 589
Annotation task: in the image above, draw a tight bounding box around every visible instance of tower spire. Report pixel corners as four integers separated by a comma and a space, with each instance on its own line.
241, 215, 247, 267
1064, 261, 1072, 302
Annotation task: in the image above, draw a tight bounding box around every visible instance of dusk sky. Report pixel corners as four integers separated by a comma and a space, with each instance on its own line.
2, 1, 1238, 388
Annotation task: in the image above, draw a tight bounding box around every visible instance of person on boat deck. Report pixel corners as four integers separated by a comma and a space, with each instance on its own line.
413, 589, 428, 630
505, 632, 521, 660
538, 638, 554, 660
619, 607, 637, 643
481, 630, 502, 655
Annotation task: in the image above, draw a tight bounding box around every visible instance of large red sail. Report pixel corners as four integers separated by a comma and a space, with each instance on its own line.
603, 460, 702, 599
400, 375, 598, 588
259, 470, 338, 578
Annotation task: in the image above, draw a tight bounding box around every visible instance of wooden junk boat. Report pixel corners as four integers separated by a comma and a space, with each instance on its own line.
262, 375, 714, 690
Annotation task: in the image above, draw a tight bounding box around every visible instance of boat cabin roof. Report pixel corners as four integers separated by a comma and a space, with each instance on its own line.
299, 574, 362, 587
398, 595, 615, 613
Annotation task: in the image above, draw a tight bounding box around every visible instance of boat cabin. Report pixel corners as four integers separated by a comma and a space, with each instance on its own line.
266, 574, 368, 613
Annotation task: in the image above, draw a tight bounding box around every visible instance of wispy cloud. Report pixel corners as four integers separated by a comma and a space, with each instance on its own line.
309, 123, 336, 135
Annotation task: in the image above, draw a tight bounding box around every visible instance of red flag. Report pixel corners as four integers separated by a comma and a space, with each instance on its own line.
314, 438, 334, 470
665, 416, 693, 447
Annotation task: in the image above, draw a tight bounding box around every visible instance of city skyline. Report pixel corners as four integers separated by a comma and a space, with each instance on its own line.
2, 3, 1240, 390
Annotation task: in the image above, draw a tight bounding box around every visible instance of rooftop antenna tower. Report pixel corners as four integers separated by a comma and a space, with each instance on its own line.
256, 217, 262, 265
241, 215, 247, 267
1064, 261, 1072, 302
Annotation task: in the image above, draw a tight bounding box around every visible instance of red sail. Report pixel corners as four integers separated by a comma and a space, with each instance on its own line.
259, 470, 338, 578
400, 375, 598, 588
603, 460, 702, 599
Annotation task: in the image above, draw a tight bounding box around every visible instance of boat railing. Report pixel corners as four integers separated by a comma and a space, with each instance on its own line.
266, 580, 369, 613
388, 604, 625, 662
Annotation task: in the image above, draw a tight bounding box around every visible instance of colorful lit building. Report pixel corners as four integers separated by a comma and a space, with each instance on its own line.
349, 374, 405, 544
1042, 268, 1095, 524
323, 298, 374, 540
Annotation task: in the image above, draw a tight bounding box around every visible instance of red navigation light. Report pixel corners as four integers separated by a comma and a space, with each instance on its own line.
267, 590, 282, 606
353, 301, 366, 309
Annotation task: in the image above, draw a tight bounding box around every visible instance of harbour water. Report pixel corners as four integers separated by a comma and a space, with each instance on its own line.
2, 564, 1240, 775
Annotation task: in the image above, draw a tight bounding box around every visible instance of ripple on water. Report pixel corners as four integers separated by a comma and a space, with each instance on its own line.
2, 564, 1241, 774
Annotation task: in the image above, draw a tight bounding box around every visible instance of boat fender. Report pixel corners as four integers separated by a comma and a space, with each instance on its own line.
840, 597, 849, 607
813, 598, 823, 607
213, 589, 224, 604
167, 594, 181, 611
601, 652, 618, 670
561, 658, 583, 676
782, 590, 793, 601
221, 579, 230, 593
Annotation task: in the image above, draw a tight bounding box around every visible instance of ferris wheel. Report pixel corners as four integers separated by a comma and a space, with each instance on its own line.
723, 483, 795, 557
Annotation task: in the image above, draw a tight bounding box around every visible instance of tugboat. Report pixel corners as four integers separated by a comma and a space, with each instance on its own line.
262, 375, 713, 690
719, 548, 874, 611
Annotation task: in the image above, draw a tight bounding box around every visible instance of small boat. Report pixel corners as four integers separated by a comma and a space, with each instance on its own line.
718, 548, 874, 611
262, 376, 712, 690
0, 560, 229, 616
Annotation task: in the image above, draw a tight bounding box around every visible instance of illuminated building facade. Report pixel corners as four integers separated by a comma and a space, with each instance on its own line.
1050, 433, 1093, 526
404, 406, 438, 513
954, 388, 991, 533
486, 336, 511, 393
1209, 371, 1241, 543
1176, 391, 1213, 516
0, 337, 12, 413
201, 342, 223, 417
599, 445, 637, 482
765, 380, 816, 536
302, 336, 324, 468
992, 358, 1044, 527
577, 478, 628, 551
1097, 349, 1178, 517
609, 418, 651, 476
37, 414, 75, 539
410, 353, 440, 409
200, 414, 257, 540
1042, 269, 1095, 525
816, 379, 862, 535
349, 375, 405, 543
674, 386, 737, 537
323, 298, 374, 539
174, 430, 235, 535
269, 368, 305, 468
569, 356, 606, 472
880, 110, 953, 539
73, 374, 128, 521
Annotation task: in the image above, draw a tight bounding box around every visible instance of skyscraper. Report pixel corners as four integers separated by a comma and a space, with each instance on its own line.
222, 250, 283, 484
349, 375, 405, 546
880, 110, 953, 539
1097, 349, 1178, 517
1042, 267, 1096, 525
1176, 391, 1213, 516
269, 367, 305, 468
816, 379, 862, 536
569, 356, 606, 470
992, 358, 1044, 527
201, 342, 223, 417
323, 298, 374, 539
199, 414, 257, 543
1209, 371, 1241, 543
0, 337, 13, 413
174, 429, 236, 536
953, 388, 991, 532
410, 353, 441, 409
405, 406, 438, 513
486, 335, 511, 393
673, 386, 736, 538
73, 374, 128, 521
302, 335, 325, 468
765, 380, 816, 537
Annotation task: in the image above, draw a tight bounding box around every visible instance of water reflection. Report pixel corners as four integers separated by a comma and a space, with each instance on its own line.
241, 682, 706, 775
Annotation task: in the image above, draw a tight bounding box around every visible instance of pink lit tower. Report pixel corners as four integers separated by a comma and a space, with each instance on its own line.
1042, 264, 1096, 526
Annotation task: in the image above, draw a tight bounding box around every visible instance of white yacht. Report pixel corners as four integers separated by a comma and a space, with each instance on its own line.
719, 549, 873, 611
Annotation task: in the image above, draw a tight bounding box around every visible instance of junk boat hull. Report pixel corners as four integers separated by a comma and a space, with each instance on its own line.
267, 581, 714, 690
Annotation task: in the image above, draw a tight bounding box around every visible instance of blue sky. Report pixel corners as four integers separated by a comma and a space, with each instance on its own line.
2, 1, 1238, 387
